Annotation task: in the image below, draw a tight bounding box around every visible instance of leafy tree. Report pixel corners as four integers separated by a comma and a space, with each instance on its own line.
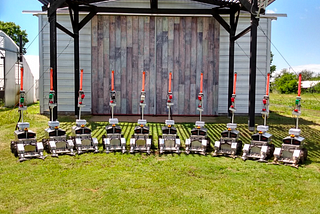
270, 51, 276, 77
0, 21, 28, 54
273, 69, 298, 94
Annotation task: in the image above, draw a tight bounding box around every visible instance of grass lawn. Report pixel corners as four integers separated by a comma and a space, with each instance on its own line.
0, 93, 320, 214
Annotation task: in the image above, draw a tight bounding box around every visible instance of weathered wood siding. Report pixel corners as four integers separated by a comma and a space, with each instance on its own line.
91, 15, 220, 115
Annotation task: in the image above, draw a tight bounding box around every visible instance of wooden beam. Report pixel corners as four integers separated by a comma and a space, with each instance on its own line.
248, 0, 259, 130
48, 0, 67, 17
234, 25, 251, 41
150, 0, 158, 9
68, 4, 75, 31
78, 6, 215, 15
193, 0, 235, 6
79, 9, 97, 30
212, 13, 230, 33
227, 10, 236, 117
49, 10, 57, 120
239, 0, 252, 12
74, 6, 80, 118
56, 22, 74, 38
239, 0, 259, 15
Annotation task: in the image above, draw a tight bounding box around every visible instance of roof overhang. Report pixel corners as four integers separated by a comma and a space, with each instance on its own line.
38, 0, 277, 16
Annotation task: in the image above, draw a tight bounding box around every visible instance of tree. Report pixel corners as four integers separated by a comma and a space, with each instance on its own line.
0, 21, 28, 54
273, 69, 298, 94
299, 70, 314, 80
311, 73, 320, 81
312, 82, 320, 93
270, 51, 276, 77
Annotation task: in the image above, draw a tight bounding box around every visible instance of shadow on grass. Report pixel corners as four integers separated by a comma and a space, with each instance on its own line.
4, 102, 319, 161
0, 102, 41, 113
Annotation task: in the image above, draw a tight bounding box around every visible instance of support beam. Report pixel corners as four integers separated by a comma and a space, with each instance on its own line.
248, 0, 259, 130
56, 22, 74, 38
193, 0, 238, 7
73, 6, 80, 118
68, 5, 75, 30
19, 35, 23, 63
239, 0, 253, 14
234, 25, 251, 41
212, 13, 230, 33
227, 10, 237, 118
49, 10, 57, 121
79, 9, 97, 30
48, 0, 67, 17
79, 6, 215, 15
150, 0, 158, 9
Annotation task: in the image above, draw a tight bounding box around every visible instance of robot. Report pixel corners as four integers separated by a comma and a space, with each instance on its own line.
130, 71, 152, 155
102, 70, 126, 154
213, 72, 242, 158
185, 73, 209, 155
159, 72, 181, 155
11, 67, 46, 162
43, 68, 75, 157
272, 73, 307, 168
242, 73, 275, 162
71, 69, 99, 154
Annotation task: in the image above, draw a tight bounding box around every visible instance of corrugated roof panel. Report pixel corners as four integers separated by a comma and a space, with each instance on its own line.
38, 0, 276, 8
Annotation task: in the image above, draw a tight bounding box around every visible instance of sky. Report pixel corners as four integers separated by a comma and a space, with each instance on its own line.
0, 0, 320, 77
267, 0, 320, 74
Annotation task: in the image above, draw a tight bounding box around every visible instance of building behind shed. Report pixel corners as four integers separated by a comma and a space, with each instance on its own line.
0, 30, 35, 107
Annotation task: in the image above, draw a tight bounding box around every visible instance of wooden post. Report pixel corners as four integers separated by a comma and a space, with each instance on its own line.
49, 8, 57, 121
74, 6, 80, 118
248, 0, 259, 131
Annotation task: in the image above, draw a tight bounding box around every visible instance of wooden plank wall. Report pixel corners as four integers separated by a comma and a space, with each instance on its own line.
91, 15, 219, 115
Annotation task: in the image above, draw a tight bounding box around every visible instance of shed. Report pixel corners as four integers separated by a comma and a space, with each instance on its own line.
36, 0, 278, 127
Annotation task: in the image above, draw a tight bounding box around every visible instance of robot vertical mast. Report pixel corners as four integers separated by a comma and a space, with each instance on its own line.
78, 69, 85, 120
261, 73, 270, 126
140, 71, 146, 121
197, 73, 204, 122
230, 72, 237, 123
49, 68, 56, 122
110, 70, 116, 119
294, 73, 302, 129
19, 67, 26, 122
167, 72, 173, 120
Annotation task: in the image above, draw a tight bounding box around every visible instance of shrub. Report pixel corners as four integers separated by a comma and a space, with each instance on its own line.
273, 70, 298, 94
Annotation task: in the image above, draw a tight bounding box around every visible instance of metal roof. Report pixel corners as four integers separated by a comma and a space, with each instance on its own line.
39, 0, 276, 14
38, 0, 239, 9
38, 0, 276, 7
39, 0, 241, 7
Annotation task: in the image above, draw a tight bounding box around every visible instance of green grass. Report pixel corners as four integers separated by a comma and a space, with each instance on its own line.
269, 93, 320, 124
1, 97, 320, 214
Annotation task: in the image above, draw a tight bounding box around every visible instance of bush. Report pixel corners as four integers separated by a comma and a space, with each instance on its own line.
273, 71, 298, 94
311, 82, 320, 93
